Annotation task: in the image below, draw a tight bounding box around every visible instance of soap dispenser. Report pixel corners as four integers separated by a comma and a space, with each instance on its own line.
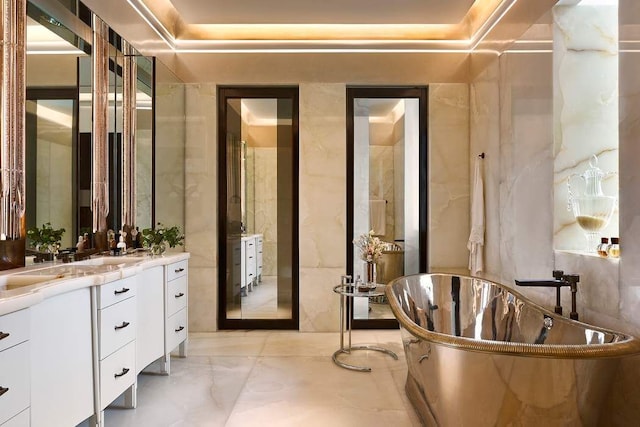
116, 236, 127, 254
76, 236, 85, 252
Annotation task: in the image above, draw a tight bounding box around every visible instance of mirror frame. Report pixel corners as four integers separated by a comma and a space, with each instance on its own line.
346, 86, 429, 329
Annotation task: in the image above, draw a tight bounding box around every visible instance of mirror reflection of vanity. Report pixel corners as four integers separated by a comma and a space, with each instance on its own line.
24, 0, 156, 254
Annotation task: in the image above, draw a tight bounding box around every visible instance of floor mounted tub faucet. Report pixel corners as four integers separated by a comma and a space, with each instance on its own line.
515, 270, 580, 320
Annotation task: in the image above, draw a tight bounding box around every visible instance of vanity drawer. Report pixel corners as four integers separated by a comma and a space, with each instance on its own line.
99, 297, 136, 360
0, 342, 30, 426
167, 275, 187, 317
167, 260, 188, 282
98, 276, 137, 309
99, 340, 135, 411
1, 408, 29, 427
0, 309, 29, 353
166, 308, 187, 353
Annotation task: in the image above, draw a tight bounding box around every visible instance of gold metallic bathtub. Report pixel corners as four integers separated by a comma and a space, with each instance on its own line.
386, 274, 640, 426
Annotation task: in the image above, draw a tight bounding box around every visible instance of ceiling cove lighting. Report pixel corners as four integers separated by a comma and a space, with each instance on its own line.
126, 0, 519, 53
125, 0, 176, 49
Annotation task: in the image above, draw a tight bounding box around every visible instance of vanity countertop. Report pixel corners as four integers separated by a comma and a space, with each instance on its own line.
0, 252, 190, 316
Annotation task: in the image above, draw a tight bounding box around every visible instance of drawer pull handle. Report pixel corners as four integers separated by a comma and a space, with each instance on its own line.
115, 321, 130, 330
114, 287, 130, 295
175, 292, 185, 298
114, 368, 130, 378
175, 326, 185, 332
175, 267, 185, 273
0, 331, 9, 341
0, 386, 8, 397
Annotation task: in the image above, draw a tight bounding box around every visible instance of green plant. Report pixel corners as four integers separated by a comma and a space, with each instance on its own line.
142, 223, 185, 248
27, 222, 66, 251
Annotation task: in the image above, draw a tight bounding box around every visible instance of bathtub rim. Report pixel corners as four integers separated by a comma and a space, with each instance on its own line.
386, 273, 640, 359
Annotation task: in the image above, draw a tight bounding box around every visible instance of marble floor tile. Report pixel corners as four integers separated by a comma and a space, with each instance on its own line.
97, 330, 421, 427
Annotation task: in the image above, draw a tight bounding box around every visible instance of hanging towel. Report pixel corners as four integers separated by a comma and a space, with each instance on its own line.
467, 157, 485, 275
370, 200, 387, 236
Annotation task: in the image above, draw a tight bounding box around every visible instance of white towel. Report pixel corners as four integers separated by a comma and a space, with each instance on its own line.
467, 158, 485, 275
370, 200, 386, 236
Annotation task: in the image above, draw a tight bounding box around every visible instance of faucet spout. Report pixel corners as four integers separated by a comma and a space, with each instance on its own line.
513, 279, 566, 288
515, 270, 580, 319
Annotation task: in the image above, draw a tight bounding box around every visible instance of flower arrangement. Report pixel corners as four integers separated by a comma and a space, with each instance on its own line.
142, 223, 184, 255
353, 230, 384, 263
27, 222, 65, 253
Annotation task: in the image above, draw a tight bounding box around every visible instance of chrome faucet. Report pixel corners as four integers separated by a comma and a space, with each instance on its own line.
515, 270, 580, 320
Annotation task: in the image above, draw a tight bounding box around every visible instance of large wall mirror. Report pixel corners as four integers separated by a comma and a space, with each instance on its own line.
218, 86, 299, 329
347, 86, 428, 329
25, 0, 91, 248
25, 0, 155, 252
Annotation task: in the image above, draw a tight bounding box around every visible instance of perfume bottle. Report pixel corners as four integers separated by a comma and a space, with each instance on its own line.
607, 237, 620, 258
597, 237, 609, 258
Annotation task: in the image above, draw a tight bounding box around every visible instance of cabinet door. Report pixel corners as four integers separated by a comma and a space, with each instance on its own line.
136, 266, 164, 373
30, 287, 94, 427
0, 342, 29, 425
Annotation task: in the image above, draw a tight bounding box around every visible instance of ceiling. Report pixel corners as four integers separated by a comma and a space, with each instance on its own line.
124, 0, 522, 51
171, 0, 476, 25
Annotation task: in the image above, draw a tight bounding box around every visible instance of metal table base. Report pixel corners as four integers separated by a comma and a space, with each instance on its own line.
332, 283, 398, 372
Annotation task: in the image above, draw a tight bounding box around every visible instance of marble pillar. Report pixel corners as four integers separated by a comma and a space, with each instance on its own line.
298, 83, 346, 331
429, 84, 470, 272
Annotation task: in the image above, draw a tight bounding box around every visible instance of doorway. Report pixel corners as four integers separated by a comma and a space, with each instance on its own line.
218, 86, 299, 329
346, 86, 428, 329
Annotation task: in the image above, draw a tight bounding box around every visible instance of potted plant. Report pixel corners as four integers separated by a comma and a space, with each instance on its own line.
26, 222, 66, 261
141, 223, 185, 255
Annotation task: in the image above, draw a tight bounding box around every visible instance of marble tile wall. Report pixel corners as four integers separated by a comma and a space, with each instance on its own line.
184, 83, 218, 331
469, 2, 640, 422
299, 83, 346, 331
156, 73, 186, 231
369, 145, 395, 242
183, 82, 473, 332
552, 3, 619, 252
35, 133, 73, 248
428, 84, 471, 271
135, 128, 153, 230
253, 148, 278, 275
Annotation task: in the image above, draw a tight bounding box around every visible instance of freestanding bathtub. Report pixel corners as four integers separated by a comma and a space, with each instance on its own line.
386, 273, 640, 426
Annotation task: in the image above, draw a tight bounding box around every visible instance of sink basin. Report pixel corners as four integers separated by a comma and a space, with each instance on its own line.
0, 274, 62, 290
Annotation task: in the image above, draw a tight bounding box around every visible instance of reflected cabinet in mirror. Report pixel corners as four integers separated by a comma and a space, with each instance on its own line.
347, 87, 428, 328
218, 87, 299, 329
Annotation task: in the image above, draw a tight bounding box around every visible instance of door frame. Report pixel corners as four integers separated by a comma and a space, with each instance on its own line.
346, 86, 429, 329
217, 86, 300, 329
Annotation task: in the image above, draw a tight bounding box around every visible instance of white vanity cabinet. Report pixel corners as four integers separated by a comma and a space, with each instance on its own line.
256, 235, 263, 283
136, 266, 164, 374
0, 309, 30, 426
164, 259, 188, 374
240, 234, 263, 292
30, 288, 94, 427
96, 276, 137, 415
244, 237, 257, 290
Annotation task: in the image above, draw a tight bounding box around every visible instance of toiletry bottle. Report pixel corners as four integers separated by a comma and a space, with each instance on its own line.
597, 237, 609, 258
607, 237, 620, 258
355, 275, 364, 291
76, 236, 85, 252
131, 227, 138, 249
117, 236, 127, 254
